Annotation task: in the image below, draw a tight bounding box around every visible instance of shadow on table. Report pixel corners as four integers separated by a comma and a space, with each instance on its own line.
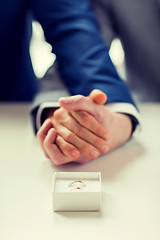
53, 139, 146, 182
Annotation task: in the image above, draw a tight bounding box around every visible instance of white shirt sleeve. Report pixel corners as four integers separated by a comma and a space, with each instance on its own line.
36, 102, 142, 137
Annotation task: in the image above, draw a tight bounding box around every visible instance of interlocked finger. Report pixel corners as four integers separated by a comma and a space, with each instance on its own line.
70, 110, 109, 140
57, 112, 110, 154
52, 122, 100, 159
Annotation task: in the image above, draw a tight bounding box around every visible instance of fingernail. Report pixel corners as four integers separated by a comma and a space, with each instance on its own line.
71, 149, 79, 157
101, 145, 110, 153
91, 150, 99, 158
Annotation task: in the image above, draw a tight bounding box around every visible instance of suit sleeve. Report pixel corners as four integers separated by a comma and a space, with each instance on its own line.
91, 0, 117, 48
30, 0, 137, 132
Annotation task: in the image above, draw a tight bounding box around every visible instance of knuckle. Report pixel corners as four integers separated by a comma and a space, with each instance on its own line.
53, 110, 59, 120
99, 128, 107, 137
53, 158, 62, 165
92, 138, 102, 148
81, 143, 99, 159
56, 135, 61, 143
76, 95, 85, 104
81, 115, 91, 126
51, 157, 61, 165
36, 130, 43, 139
36, 131, 41, 138
53, 108, 64, 120
79, 142, 89, 153
44, 138, 49, 148
63, 116, 71, 126
64, 132, 75, 142
60, 143, 70, 153
75, 126, 83, 136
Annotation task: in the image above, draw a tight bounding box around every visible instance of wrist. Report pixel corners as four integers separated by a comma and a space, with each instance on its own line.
116, 113, 132, 139
108, 112, 132, 151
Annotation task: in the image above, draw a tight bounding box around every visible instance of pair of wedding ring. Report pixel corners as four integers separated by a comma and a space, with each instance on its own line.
68, 180, 87, 192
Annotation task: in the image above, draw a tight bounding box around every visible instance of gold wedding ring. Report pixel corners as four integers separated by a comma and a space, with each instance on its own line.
69, 187, 83, 192
68, 180, 87, 188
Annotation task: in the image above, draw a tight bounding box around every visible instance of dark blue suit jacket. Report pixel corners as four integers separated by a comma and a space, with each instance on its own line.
0, 0, 135, 106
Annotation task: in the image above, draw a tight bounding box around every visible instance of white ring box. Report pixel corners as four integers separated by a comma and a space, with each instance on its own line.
52, 172, 102, 212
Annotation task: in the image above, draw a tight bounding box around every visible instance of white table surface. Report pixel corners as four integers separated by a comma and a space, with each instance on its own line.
0, 103, 160, 240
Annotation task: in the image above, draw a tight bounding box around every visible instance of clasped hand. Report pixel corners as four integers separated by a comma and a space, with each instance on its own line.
37, 90, 132, 165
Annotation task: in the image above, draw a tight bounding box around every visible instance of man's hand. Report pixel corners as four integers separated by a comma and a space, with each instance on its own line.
37, 89, 132, 165
37, 90, 110, 165
59, 94, 132, 152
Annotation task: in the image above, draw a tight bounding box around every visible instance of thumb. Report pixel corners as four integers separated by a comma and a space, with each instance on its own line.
88, 89, 107, 105
59, 95, 101, 117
